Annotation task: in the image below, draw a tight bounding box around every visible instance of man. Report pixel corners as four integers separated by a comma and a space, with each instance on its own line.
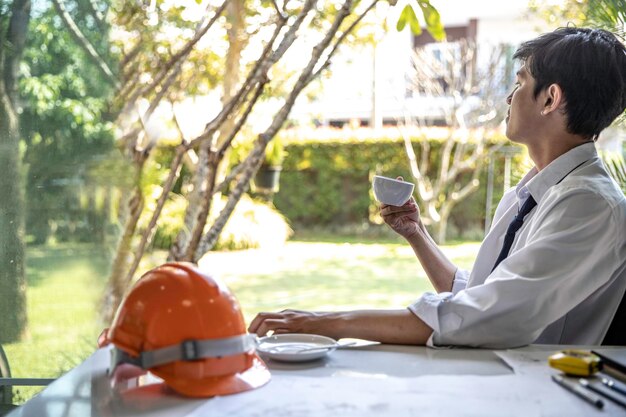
249, 27, 626, 348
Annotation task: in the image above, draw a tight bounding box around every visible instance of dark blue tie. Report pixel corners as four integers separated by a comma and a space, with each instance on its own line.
491, 195, 537, 272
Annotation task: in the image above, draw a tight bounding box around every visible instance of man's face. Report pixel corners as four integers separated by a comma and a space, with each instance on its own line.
505, 65, 544, 143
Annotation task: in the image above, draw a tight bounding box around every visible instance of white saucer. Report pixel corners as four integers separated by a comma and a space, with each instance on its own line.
256, 334, 337, 362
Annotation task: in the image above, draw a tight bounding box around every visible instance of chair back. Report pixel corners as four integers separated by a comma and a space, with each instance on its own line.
603, 291, 626, 345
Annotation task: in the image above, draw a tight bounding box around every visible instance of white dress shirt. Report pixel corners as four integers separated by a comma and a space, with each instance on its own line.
408, 142, 626, 348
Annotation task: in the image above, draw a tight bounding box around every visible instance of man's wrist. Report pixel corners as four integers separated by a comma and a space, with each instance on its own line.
323, 311, 349, 339
405, 220, 427, 241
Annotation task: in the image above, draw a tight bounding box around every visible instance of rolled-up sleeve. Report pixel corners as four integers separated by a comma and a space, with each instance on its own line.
407, 270, 469, 342
408, 291, 464, 348
451, 268, 469, 294
408, 187, 624, 349
408, 291, 452, 334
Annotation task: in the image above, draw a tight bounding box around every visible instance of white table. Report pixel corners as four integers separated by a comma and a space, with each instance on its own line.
8, 344, 626, 416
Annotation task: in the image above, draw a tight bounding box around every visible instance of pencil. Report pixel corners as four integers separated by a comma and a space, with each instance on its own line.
551, 375, 604, 409
601, 377, 626, 396
581, 378, 626, 409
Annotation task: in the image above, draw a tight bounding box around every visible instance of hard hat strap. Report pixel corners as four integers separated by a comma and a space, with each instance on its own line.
110, 334, 257, 371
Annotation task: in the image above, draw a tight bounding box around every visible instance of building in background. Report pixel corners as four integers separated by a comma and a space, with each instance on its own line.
289, 0, 547, 129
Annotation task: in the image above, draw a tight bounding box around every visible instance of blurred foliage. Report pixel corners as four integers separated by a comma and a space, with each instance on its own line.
600, 149, 626, 193
20, 2, 118, 246
147, 139, 293, 251
15, 0, 450, 249
586, 0, 626, 30
263, 136, 287, 167
108, 0, 224, 107
150, 193, 292, 252
272, 129, 526, 240
529, 0, 625, 33
158, 124, 528, 244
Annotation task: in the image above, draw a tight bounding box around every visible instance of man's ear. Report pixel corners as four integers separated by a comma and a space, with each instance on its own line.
541, 84, 564, 115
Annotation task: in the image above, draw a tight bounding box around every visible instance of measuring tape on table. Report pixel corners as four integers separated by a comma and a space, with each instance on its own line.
548, 350, 602, 377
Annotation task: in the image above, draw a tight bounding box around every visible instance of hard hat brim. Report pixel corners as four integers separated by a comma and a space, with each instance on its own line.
165, 354, 271, 398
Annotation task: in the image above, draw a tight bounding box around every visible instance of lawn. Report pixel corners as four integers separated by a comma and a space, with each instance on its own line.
201, 239, 480, 319
3, 238, 480, 403
3, 244, 110, 403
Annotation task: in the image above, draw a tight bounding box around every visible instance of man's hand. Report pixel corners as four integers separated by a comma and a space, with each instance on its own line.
380, 197, 421, 239
248, 309, 339, 339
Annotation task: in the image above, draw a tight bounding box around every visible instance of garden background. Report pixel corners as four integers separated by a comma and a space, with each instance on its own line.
0, 0, 624, 406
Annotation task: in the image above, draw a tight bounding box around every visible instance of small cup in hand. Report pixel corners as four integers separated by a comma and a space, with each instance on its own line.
372, 175, 415, 206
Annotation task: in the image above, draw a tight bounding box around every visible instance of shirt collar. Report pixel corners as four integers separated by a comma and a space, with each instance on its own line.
515, 142, 597, 205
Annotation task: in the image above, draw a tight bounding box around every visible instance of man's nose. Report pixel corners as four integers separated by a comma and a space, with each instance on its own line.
506, 93, 512, 105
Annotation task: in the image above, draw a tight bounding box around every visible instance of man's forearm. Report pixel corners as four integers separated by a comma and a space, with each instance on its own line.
407, 223, 457, 293
324, 309, 433, 345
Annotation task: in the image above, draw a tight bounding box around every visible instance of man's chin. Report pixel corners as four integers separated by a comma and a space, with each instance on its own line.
504, 125, 520, 143
505, 125, 513, 140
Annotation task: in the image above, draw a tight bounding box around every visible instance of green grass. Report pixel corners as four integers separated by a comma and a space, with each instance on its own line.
199, 239, 480, 323
2, 238, 480, 403
3, 244, 110, 403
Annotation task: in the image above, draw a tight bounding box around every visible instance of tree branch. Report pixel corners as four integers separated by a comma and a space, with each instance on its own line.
101, 187, 144, 323
85, 0, 106, 31
168, 140, 213, 261
168, 4, 299, 260
172, 108, 199, 171
399, 120, 432, 200
214, 162, 246, 194
3, 0, 30, 94
143, 59, 184, 122
194, 0, 358, 259
122, 144, 187, 288
120, 59, 184, 166
309, 0, 379, 81
52, 0, 118, 87
189, 0, 313, 149
271, 0, 287, 20
120, 42, 142, 77
216, 76, 268, 157
186, 80, 271, 250
126, 0, 229, 106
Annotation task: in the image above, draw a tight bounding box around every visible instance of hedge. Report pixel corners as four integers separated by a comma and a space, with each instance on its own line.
273, 128, 527, 240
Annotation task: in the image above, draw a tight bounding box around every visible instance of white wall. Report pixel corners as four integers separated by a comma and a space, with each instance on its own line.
290, 1, 550, 126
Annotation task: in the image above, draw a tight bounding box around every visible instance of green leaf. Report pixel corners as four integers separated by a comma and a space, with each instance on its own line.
396, 5, 422, 35
407, 6, 422, 35
396, 5, 410, 32
418, 1, 445, 41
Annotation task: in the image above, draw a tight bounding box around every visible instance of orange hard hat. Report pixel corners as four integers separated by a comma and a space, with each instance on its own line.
108, 262, 270, 397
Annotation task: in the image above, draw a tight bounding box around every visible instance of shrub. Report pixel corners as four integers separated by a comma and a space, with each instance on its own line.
273, 127, 527, 240
150, 193, 292, 251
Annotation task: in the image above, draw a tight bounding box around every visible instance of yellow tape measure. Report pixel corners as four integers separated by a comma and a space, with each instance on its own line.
548, 350, 601, 377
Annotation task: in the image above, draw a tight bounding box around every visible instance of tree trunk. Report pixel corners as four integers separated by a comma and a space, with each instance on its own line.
0, 96, 27, 343
436, 205, 451, 244
100, 187, 144, 324
169, 0, 245, 262
0, 0, 31, 343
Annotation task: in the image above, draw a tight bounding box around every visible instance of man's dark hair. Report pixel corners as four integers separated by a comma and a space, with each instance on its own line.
513, 27, 626, 140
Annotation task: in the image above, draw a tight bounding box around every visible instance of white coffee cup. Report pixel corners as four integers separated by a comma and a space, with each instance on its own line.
372, 175, 415, 206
